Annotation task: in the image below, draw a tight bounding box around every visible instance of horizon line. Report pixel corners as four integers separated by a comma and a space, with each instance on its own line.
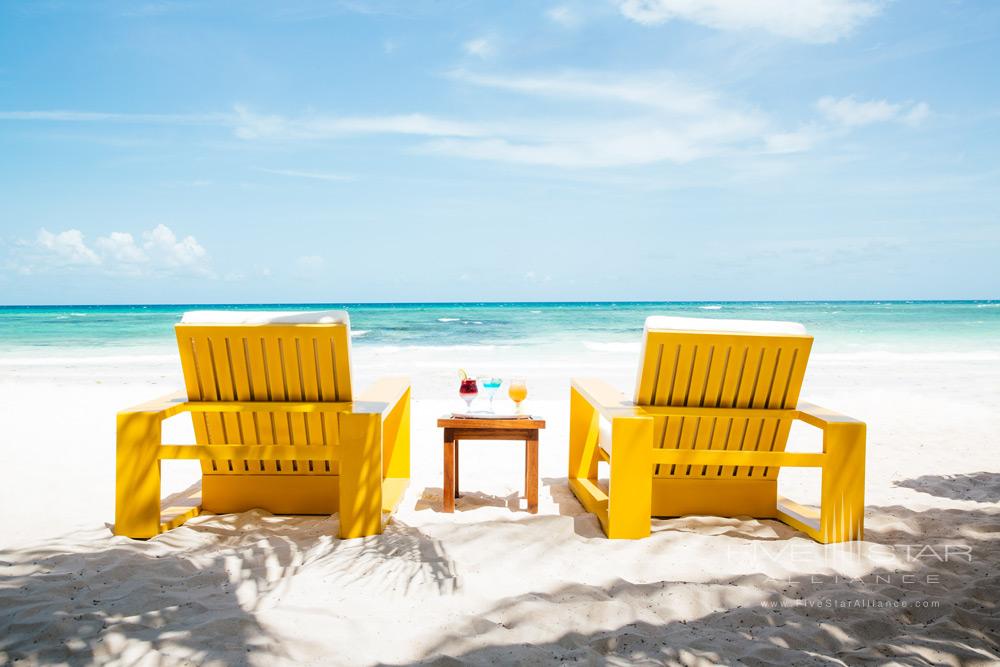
1, 299, 997, 308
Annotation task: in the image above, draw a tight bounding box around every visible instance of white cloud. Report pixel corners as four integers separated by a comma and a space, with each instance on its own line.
903, 102, 931, 127
12, 225, 210, 277
232, 105, 484, 141
0, 77, 926, 172
617, 0, 882, 43
462, 37, 495, 59
817, 95, 930, 127
426, 70, 769, 167
424, 113, 766, 168
36, 229, 101, 266
95, 231, 147, 264
448, 68, 717, 115
764, 126, 825, 154
546, 6, 580, 27
143, 224, 208, 268
0, 110, 229, 125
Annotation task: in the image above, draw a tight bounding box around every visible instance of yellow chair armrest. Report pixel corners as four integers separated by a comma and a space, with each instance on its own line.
354, 376, 411, 417
571, 377, 644, 420
796, 401, 865, 430
117, 390, 189, 421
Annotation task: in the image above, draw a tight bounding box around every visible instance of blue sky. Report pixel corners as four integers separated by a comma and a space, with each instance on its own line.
0, 0, 998, 304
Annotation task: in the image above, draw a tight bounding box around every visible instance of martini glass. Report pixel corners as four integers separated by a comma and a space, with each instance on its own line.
479, 377, 503, 413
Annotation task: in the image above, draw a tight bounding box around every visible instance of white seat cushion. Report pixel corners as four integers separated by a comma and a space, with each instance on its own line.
180, 310, 351, 325
644, 315, 806, 335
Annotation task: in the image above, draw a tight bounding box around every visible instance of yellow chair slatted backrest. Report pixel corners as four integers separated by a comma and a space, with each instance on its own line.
633, 318, 813, 480
175, 311, 353, 477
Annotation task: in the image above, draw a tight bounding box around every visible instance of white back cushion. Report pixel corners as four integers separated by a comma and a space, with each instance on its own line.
644, 315, 806, 336
180, 310, 351, 326
635, 316, 807, 403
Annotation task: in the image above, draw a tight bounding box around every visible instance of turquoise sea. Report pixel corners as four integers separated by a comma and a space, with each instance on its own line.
0, 301, 998, 358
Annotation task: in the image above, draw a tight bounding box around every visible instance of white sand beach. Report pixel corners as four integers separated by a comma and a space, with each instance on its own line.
1, 344, 998, 665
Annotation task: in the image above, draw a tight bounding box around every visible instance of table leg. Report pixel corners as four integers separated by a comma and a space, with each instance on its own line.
443, 432, 455, 513
526, 433, 538, 514
454, 441, 460, 498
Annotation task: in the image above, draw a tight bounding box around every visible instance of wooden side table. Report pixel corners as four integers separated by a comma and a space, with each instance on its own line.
438, 416, 546, 514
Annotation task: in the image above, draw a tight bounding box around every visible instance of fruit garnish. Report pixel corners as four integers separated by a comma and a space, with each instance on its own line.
458, 368, 468, 380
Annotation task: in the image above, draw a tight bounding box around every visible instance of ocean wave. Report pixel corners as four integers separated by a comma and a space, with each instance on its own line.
813, 351, 1000, 362
976, 303, 1000, 308
437, 318, 460, 322
357, 344, 502, 354
0, 354, 178, 366
699, 305, 722, 310
583, 341, 641, 353
350, 330, 369, 337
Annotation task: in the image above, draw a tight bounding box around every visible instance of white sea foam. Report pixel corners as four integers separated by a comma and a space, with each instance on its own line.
813, 351, 1000, 363
359, 344, 501, 354
437, 318, 460, 322
351, 330, 369, 337
583, 341, 641, 353
0, 354, 177, 366
699, 305, 722, 310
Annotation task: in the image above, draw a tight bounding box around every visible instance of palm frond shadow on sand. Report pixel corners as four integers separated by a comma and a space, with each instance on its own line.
2, 471, 998, 665
387, 502, 1000, 666
895, 471, 1000, 503
0, 511, 457, 665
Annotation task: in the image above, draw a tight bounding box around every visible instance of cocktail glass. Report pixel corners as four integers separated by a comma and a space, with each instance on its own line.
479, 377, 503, 413
459, 378, 478, 411
508, 377, 527, 412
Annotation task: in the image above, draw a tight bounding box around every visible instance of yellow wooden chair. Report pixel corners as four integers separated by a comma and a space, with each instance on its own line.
115, 310, 410, 539
569, 316, 865, 543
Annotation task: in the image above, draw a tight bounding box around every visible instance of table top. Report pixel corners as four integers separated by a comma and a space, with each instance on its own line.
438, 415, 546, 429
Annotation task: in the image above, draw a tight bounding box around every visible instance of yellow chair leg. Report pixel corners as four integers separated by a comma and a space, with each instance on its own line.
568, 387, 599, 481
115, 411, 163, 538
607, 416, 654, 539
382, 388, 410, 480
818, 421, 866, 543
338, 412, 384, 539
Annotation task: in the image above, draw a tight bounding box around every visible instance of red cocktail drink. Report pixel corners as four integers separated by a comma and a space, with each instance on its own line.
459, 378, 478, 411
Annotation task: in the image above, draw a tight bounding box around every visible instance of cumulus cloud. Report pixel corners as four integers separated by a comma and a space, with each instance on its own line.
617, 0, 882, 43
95, 231, 147, 264
143, 224, 208, 268
11, 224, 210, 277
37, 229, 101, 266
817, 95, 931, 127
